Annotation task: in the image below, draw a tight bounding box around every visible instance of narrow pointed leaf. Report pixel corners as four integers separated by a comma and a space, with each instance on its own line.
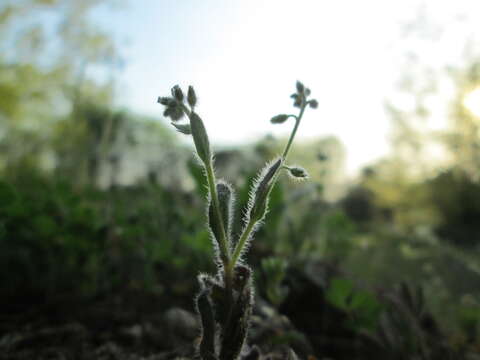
196, 290, 217, 360
190, 112, 211, 165
219, 283, 253, 360
171, 122, 191, 135
249, 158, 282, 222
208, 181, 234, 245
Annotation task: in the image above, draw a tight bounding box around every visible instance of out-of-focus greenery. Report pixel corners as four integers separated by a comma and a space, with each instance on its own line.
0, 165, 214, 303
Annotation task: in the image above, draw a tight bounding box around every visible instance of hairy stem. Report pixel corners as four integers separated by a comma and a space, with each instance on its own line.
228, 100, 308, 270
229, 219, 256, 268
182, 104, 231, 269
282, 103, 306, 160
205, 164, 231, 268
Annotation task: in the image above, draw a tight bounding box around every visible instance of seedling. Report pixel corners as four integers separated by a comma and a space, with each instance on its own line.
157, 81, 317, 359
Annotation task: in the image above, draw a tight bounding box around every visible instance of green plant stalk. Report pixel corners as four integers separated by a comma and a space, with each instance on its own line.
205, 163, 231, 267
229, 220, 256, 269
282, 105, 305, 159
181, 104, 232, 278
228, 100, 307, 271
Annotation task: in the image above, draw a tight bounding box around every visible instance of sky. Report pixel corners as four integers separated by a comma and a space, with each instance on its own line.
92, 0, 480, 175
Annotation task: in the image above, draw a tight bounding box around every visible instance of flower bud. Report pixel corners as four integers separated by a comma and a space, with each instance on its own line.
270, 114, 290, 124
157, 96, 174, 106
171, 85, 184, 102
287, 166, 308, 179
296, 81, 305, 94
187, 85, 197, 108
169, 105, 185, 121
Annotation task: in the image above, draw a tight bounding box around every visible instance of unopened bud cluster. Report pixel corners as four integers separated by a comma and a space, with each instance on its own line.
288, 81, 318, 109
157, 85, 197, 132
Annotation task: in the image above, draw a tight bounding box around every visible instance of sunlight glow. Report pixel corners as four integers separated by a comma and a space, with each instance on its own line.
463, 87, 480, 117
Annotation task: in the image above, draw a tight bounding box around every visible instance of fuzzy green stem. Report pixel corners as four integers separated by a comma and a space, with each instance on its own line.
228, 100, 308, 270
205, 164, 231, 267
282, 105, 306, 160
182, 104, 231, 268
229, 219, 256, 268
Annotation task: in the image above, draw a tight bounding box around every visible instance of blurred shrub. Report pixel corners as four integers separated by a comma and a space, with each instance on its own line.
0, 170, 104, 303
0, 165, 214, 307
325, 277, 383, 332
260, 257, 289, 307
364, 283, 461, 360
427, 169, 480, 248
340, 185, 376, 224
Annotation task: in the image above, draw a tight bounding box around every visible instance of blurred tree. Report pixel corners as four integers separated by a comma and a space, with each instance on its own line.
382, 5, 480, 180
441, 61, 480, 179
0, 0, 124, 180
364, 5, 480, 246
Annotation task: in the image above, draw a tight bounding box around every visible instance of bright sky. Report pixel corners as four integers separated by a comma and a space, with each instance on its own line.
93, 0, 480, 175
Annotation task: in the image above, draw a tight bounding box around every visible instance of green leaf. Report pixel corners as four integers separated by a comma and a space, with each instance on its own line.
196, 290, 217, 360
249, 158, 282, 222
190, 112, 211, 165
219, 281, 253, 360
208, 181, 234, 245
326, 277, 354, 310
171, 122, 191, 135
187, 157, 208, 197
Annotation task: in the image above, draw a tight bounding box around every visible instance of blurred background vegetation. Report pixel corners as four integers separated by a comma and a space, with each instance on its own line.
2, 1, 480, 359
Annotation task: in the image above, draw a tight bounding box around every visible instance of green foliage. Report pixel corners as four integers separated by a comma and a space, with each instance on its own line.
457, 296, 480, 343
249, 158, 282, 223
208, 181, 235, 256
427, 169, 480, 248
0, 164, 217, 303
326, 277, 383, 331
260, 257, 289, 307
0, 174, 103, 300
367, 283, 459, 360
